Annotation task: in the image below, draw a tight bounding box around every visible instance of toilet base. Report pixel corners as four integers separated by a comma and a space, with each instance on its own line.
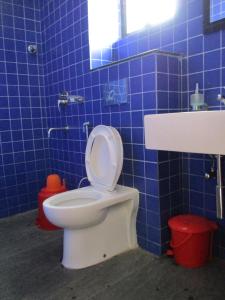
62, 197, 138, 269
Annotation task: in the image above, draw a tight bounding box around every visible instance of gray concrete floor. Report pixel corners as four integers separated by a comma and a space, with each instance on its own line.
0, 211, 225, 300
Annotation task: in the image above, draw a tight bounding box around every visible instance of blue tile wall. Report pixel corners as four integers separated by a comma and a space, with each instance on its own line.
39, 0, 225, 258
1, 0, 225, 259
41, 0, 183, 255
0, 0, 49, 217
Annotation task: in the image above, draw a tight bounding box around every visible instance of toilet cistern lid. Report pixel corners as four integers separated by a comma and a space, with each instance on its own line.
85, 125, 123, 192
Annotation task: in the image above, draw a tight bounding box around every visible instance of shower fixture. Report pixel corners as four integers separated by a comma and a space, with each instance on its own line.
27, 44, 38, 54
58, 91, 84, 111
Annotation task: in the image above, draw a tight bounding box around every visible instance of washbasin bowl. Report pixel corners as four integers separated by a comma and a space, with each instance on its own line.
144, 111, 225, 155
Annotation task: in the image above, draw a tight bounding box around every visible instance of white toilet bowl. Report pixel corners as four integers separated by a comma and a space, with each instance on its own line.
43, 125, 139, 269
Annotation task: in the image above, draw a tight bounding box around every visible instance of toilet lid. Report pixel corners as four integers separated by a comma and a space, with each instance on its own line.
85, 125, 123, 191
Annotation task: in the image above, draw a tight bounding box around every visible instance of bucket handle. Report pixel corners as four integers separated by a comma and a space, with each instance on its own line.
170, 233, 192, 249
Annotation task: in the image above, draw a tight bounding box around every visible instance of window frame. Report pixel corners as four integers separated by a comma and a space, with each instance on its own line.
120, 0, 127, 38
204, 0, 225, 34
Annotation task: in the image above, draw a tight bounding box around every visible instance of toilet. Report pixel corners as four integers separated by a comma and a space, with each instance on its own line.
43, 125, 139, 269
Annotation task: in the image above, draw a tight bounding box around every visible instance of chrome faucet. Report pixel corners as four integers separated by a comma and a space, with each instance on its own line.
58, 91, 84, 111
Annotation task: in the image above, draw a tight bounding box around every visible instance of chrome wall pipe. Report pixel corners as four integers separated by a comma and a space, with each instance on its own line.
48, 126, 69, 138
216, 155, 224, 219
48, 122, 90, 139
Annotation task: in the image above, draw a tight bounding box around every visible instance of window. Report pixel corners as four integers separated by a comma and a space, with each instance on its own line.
88, 0, 178, 69
125, 0, 178, 34
88, 0, 121, 51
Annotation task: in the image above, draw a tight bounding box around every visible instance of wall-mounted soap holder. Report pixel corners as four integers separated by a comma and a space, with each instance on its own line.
58, 91, 84, 111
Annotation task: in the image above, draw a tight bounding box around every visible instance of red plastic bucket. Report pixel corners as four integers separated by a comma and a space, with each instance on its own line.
36, 174, 67, 230
167, 214, 218, 268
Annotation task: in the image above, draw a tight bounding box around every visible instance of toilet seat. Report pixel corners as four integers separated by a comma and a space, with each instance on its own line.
85, 125, 123, 192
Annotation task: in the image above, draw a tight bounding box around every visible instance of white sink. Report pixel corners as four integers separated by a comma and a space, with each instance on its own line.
144, 111, 225, 155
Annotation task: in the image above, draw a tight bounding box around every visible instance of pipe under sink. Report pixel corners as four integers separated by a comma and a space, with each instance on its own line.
216, 155, 224, 219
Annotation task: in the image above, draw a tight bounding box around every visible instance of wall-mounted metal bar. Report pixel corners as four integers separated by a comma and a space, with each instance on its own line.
48, 126, 69, 138
48, 122, 90, 139
216, 155, 224, 219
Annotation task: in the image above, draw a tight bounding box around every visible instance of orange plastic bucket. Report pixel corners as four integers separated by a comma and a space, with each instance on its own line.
36, 174, 67, 230
167, 214, 218, 268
